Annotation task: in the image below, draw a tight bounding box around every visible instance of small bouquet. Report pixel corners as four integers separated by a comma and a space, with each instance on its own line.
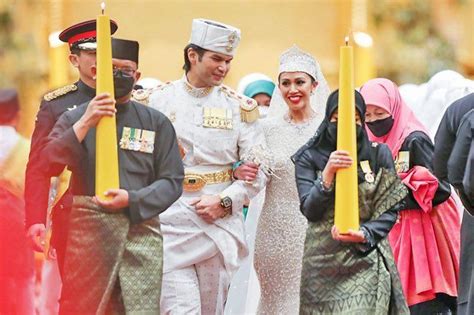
241, 145, 282, 179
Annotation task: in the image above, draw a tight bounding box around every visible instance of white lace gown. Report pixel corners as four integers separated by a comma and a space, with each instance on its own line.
254, 113, 323, 314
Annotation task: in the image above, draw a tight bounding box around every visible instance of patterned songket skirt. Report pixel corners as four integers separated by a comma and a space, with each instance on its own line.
59, 196, 163, 315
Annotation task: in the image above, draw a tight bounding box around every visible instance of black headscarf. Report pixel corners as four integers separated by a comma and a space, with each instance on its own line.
292, 89, 372, 173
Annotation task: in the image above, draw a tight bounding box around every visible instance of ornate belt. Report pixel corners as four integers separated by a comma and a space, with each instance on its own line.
183, 169, 233, 192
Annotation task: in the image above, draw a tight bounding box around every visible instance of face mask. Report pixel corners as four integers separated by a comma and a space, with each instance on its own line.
258, 105, 269, 118
327, 122, 364, 146
366, 116, 394, 137
113, 70, 135, 98
326, 122, 337, 145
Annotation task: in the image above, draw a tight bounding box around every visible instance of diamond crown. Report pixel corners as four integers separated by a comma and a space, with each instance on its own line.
279, 45, 320, 81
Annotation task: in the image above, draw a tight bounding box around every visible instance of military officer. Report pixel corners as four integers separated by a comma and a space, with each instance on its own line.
25, 19, 119, 269
149, 18, 267, 314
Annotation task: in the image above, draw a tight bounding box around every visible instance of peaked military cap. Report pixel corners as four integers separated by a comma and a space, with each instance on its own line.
59, 19, 118, 51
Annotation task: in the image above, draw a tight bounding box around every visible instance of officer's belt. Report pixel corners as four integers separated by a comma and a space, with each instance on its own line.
183, 169, 233, 192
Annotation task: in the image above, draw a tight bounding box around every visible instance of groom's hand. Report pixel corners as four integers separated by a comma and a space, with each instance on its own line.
191, 195, 227, 223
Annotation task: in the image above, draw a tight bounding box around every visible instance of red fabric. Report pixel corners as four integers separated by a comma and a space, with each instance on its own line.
68, 30, 97, 46
360, 78, 429, 159
400, 166, 438, 213
389, 166, 460, 306
0, 187, 35, 314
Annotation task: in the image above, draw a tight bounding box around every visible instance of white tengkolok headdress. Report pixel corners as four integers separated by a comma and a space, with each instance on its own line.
268, 45, 330, 119
189, 18, 241, 56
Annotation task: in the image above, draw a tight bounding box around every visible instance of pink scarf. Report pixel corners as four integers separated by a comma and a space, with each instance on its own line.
359, 78, 428, 158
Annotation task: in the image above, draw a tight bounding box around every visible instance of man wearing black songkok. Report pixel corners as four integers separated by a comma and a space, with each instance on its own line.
40, 38, 184, 314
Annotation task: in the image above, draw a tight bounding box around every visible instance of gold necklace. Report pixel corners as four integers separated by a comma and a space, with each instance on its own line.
183, 80, 213, 98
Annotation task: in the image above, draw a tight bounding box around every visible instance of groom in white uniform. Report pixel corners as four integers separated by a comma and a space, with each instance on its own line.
149, 18, 267, 314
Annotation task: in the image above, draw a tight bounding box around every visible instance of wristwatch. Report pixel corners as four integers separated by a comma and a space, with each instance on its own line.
219, 195, 233, 215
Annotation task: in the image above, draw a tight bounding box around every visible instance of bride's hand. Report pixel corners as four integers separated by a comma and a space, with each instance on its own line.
331, 225, 366, 243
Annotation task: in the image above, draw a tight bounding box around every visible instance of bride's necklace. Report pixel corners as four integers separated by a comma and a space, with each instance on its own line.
284, 111, 316, 135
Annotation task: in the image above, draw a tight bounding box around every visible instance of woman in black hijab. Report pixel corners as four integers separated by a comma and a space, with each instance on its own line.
293, 90, 409, 314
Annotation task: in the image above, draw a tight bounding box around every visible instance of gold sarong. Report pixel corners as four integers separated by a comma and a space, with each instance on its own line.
59, 196, 162, 315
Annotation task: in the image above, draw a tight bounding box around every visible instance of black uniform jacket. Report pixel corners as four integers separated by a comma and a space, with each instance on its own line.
25, 80, 95, 228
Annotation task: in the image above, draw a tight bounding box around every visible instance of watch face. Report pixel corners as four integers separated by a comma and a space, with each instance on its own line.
221, 196, 232, 208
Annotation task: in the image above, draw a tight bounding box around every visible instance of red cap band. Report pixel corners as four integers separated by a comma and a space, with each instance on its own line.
68, 30, 97, 46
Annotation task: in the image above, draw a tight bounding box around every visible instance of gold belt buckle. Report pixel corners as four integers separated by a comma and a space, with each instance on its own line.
183, 173, 206, 192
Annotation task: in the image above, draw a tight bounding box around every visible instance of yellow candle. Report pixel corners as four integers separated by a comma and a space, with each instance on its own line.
335, 38, 359, 233
95, 2, 119, 200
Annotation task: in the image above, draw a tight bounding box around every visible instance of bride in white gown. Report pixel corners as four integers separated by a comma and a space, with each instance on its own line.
252, 45, 330, 314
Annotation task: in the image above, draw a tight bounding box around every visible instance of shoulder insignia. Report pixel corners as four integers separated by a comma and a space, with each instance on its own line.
132, 88, 153, 105
132, 82, 172, 105
240, 98, 259, 123
43, 84, 77, 101
220, 85, 260, 123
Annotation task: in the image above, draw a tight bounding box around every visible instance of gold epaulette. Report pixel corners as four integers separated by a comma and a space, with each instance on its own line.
43, 84, 78, 101
132, 82, 172, 105
131, 88, 153, 105
220, 85, 260, 123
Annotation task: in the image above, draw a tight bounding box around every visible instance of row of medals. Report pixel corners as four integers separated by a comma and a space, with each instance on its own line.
119, 127, 155, 153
